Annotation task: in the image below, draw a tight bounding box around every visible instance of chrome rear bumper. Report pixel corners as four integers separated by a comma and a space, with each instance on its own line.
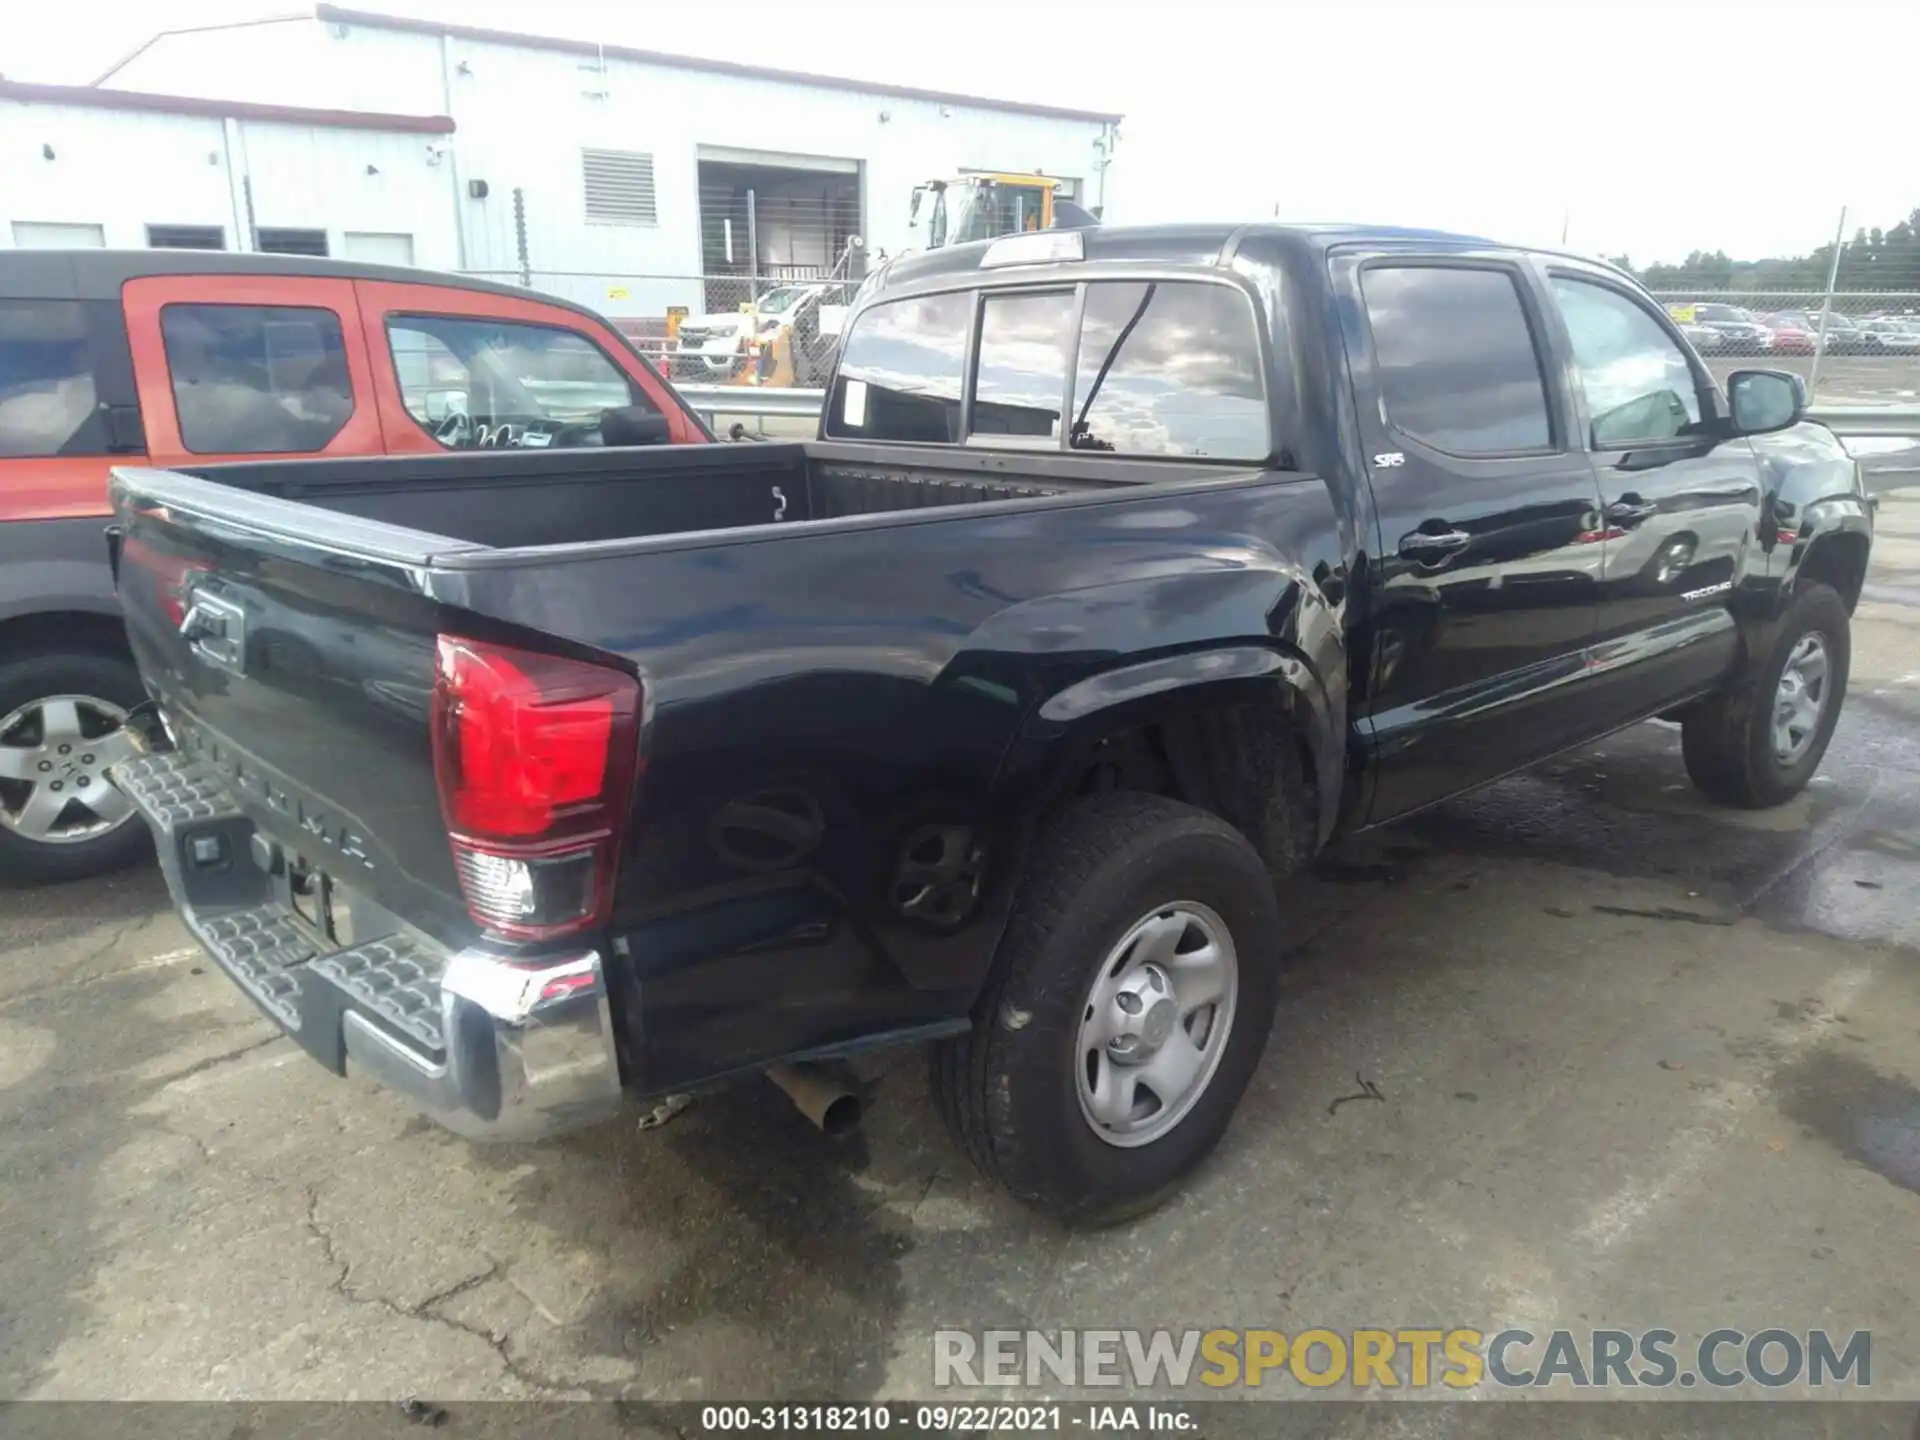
111, 749, 625, 1142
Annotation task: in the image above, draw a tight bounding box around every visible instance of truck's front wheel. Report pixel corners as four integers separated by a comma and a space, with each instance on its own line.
1681, 582, 1850, 809
933, 794, 1282, 1226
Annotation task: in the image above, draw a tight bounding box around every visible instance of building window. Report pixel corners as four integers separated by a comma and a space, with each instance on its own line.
159, 304, 353, 454
256, 228, 330, 257
146, 225, 226, 251
582, 149, 658, 226
10, 221, 106, 249
342, 232, 415, 266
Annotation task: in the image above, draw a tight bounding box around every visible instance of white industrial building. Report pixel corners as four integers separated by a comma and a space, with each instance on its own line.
1, 4, 1122, 319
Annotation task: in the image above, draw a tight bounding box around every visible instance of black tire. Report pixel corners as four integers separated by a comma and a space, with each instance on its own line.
932, 793, 1285, 1226
1682, 582, 1850, 809
0, 650, 153, 884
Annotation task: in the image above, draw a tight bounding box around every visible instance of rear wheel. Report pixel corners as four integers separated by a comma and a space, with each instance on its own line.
932, 793, 1284, 1226
0, 651, 151, 883
1682, 582, 1849, 808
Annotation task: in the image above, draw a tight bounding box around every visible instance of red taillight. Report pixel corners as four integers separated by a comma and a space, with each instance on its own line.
431, 635, 642, 940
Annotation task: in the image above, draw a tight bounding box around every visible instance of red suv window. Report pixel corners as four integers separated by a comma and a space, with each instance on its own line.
0, 300, 111, 457
158, 303, 356, 455
385, 313, 655, 450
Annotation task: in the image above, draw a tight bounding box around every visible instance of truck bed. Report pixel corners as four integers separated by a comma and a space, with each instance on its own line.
178, 442, 1159, 553
107, 444, 1340, 1104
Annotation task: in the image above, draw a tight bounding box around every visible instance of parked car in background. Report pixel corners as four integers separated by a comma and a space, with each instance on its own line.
1766, 310, 1864, 354
1761, 315, 1818, 355
1678, 321, 1725, 354
1687, 303, 1775, 356
0, 249, 708, 882
669, 283, 848, 387
1860, 316, 1920, 351
1816, 313, 1867, 353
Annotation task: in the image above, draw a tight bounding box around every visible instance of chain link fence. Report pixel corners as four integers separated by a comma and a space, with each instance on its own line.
457, 267, 861, 389
1627, 205, 1920, 405
458, 179, 865, 389
1650, 293, 1920, 406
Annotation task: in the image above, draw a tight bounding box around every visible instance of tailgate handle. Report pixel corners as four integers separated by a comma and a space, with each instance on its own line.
180, 590, 249, 676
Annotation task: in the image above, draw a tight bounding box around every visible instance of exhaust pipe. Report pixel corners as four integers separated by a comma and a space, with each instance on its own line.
765, 1063, 862, 1136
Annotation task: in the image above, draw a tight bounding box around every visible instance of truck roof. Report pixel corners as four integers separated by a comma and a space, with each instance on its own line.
877, 221, 1507, 290
0, 249, 556, 310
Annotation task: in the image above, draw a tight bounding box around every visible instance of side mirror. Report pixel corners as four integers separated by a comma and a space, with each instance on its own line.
1727, 369, 1806, 435
600, 405, 672, 447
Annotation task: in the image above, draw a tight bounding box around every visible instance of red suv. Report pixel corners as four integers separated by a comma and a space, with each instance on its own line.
0, 250, 707, 881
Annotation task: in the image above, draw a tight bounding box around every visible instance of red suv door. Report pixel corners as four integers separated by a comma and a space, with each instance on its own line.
121, 274, 384, 466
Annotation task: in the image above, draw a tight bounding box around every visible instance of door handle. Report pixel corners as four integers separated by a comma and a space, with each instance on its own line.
1398, 527, 1472, 559
1606, 499, 1659, 524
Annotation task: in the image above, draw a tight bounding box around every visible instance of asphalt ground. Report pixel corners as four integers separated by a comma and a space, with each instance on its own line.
1704, 355, 1920, 407
3, 473, 1918, 1428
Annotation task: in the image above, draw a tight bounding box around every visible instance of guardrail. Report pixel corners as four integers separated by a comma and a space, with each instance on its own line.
676, 384, 831, 423
675, 387, 1920, 441
1809, 407, 1920, 438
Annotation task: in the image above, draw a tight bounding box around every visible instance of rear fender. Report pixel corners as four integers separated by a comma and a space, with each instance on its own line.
994, 644, 1342, 885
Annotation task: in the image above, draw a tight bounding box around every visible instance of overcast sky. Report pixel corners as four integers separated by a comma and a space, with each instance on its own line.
8, 0, 1913, 263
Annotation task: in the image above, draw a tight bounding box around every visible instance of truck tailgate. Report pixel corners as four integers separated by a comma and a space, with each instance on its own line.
107, 467, 635, 1139
113, 484, 470, 941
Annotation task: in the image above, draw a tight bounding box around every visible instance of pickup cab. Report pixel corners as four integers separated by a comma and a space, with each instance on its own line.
105, 223, 1873, 1224
0, 249, 704, 882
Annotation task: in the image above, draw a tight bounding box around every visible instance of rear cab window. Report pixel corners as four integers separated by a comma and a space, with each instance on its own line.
1071, 282, 1267, 458
827, 279, 1269, 460
827, 292, 971, 444
972, 290, 1073, 444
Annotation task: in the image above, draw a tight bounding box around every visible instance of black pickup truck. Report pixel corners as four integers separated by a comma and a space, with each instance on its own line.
106, 223, 1872, 1224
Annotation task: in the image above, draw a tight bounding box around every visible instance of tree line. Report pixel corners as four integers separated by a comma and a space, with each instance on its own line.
1606, 208, 1920, 294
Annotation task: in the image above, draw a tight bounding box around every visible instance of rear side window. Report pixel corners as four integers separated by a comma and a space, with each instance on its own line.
159, 304, 353, 454
1070, 282, 1268, 458
385, 315, 649, 450
972, 290, 1073, 442
827, 292, 970, 443
1361, 265, 1552, 455
0, 300, 102, 458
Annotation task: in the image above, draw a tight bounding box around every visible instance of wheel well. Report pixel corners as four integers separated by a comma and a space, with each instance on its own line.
1797, 532, 1870, 613
1056, 703, 1319, 883
0, 611, 132, 666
